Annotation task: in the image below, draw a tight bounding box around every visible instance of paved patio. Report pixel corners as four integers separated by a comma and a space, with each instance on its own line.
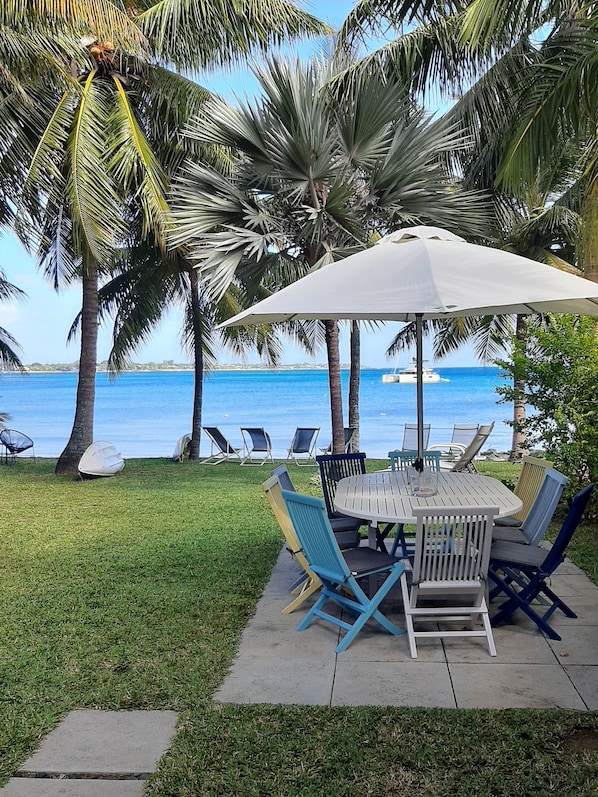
215, 544, 598, 710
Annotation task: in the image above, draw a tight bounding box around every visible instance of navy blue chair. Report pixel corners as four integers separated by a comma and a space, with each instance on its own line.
489, 484, 594, 640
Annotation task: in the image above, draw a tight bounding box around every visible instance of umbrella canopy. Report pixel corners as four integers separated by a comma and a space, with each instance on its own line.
220, 226, 598, 463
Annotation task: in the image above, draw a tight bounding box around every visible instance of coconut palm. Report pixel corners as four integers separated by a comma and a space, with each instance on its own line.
170, 55, 489, 452
0, 269, 26, 370
337, 0, 598, 277
1, 1, 328, 474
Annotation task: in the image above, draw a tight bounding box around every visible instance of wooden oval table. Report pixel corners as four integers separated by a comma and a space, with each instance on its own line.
334, 470, 523, 550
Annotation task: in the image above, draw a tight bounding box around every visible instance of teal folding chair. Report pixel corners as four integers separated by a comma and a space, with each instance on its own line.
282, 490, 406, 653
388, 450, 441, 472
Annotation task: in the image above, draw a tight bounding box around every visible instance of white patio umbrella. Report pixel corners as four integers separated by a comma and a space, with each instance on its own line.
220, 226, 598, 466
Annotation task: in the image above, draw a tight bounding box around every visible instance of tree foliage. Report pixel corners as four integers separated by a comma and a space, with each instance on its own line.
496, 315, 598, 503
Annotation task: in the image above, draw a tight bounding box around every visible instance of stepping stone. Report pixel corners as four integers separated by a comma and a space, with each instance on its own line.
0, 780, 146, 796
1, 710, 178, 795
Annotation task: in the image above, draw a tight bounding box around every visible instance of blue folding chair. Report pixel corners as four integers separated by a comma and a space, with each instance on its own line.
388, 450, 440, 559
282, 490, 406, 653
489, 484, 594, 640
388, 450, 441, 473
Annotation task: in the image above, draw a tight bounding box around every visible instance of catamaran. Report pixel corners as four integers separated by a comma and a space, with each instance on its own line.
382, 358, 446, 384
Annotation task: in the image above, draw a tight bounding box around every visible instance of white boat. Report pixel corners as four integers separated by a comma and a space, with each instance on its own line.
382, 359, 445, 384
78, 441, 125, 478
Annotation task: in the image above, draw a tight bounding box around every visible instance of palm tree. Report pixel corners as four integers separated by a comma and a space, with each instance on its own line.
337, 0, 598, 277
2, 1, 328, 474
170, 56, 489, 452
0, 269, 26, 370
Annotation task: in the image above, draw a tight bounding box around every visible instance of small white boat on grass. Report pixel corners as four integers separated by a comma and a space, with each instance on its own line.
382, 358, 448, 384
78, 441, 125, 478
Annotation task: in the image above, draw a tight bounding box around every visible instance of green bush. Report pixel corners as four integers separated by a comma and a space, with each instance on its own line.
497, 315, 598, 507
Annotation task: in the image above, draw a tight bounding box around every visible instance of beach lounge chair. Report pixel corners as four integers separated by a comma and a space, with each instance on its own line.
201, 426, 242, 465
282, 489, 407, 653
489, 484, 594, 640
286, 427, 319, 466
0, 428, 35, 463
401, 505, 499, 658
240, 427, 273, 466
319, 427, 356, 455
400, 423, 431, 451
172, 433, 191, 463
440, 423, 494, 473
429, 424, 479, 461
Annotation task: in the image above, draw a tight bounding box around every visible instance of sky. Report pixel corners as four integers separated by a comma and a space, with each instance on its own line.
0, 0, 477, 368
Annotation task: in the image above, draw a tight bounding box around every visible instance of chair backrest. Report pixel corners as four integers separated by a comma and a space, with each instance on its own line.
520, 467, 568, 546
320, 427, 357, 455
281, 489, 350, 579
203, 426, 236, 454
450, 422, 494, 472
0, 429, 33, 453
270, 465, 296, 492
450, 424, 479, 448
412, 505, 499, 585
388, 450, 441, 472
402, 423, 430, 451
512, 456, 554, 523
262, 476, 302, 554
316, 453, 367, 517
540, 484, 594, 574
241, 427, 271, 451
290, 427, 319, 454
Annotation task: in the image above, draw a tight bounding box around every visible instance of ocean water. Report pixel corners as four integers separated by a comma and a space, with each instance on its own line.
0, 366, 514, 459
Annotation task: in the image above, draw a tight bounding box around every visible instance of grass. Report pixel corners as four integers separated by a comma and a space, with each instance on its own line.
1, 458, 597, 795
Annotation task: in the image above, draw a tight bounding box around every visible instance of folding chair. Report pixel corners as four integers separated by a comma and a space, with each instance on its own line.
388, 450, 441, 473
492, 467, 568, 545
441, 423, 495, 473
429, 424, 479, 461
263, 476, 323, 615
401, 423, 430, 451
200, 426, 241, 465
240, 427, 273, 466
387, 450, 441, 559
319, 427, 356, 454
286, 427, 319, 466
400, 505, 499, 658
494, 455, 554, 527
316, 453, 391, 552
0, 429, 35, 463
489, 484, 594, 640
269, 465, 361, 550
282, 490, 407, 653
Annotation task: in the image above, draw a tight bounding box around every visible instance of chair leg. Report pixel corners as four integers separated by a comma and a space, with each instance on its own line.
282, 577, 322, 615
489, 570, 563, 640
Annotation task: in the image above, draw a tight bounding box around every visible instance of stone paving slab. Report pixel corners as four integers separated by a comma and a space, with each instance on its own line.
17, 711, 178, 777
0, 779, 146, 796
215, 545, 598, 709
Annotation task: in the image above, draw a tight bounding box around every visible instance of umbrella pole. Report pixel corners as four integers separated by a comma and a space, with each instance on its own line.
415, 314, 424, 471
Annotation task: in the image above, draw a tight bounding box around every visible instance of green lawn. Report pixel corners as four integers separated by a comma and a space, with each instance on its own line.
1, 459, 597, 795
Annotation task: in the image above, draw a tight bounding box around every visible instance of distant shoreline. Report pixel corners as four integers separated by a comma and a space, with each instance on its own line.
10, 363, 492, 374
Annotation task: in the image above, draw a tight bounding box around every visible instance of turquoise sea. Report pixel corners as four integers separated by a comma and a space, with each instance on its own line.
0, 367, 514, 459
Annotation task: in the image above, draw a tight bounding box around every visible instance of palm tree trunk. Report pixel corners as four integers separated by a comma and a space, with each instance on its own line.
188, 267, 204, 460
509, 313, 529, 462
348, 321, 360, 452
55, 254, 98, 475
324, 320, 345, 453
581, 180, 598, 282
